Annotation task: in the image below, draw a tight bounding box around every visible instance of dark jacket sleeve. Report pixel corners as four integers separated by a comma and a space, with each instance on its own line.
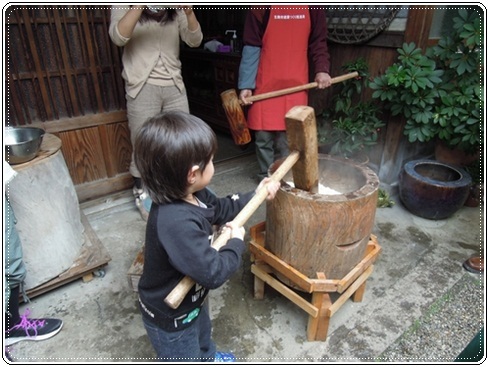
161, 189, 254, 289
242, 7, 269, 47
308, 8, 331, 74
210, 190, 255, 226
158, 206, 245, 290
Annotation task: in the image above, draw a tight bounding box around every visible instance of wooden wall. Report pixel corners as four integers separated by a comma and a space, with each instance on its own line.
4, 6, 435, 202
6, 5, 132, 202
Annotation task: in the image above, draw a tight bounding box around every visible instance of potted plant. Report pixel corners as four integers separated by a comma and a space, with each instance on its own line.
369, 9, 483, 161
317, 57, 384, 161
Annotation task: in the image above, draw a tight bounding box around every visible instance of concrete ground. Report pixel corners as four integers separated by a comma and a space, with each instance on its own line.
6, 154, 485, 363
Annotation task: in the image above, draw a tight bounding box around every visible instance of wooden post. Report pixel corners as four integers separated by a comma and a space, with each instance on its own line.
307, 272, 332, 341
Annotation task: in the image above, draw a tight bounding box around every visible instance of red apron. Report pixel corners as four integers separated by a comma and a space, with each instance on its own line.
247, 6, 311, 131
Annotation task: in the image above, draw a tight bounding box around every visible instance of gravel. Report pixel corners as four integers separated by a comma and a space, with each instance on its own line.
377, 272, 484, 362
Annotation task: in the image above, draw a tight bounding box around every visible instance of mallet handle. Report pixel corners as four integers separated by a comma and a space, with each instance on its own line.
245, 71, 359, 104
164, 151, 300, 309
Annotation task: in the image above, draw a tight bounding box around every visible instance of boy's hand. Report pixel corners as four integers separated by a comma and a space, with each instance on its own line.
256, 177, 281, 200
224, 221, 245, 241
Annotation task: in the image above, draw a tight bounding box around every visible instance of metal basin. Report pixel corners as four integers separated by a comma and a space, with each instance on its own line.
5, 127, 45, 164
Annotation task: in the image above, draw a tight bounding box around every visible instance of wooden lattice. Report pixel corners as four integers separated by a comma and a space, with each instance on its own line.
5, 6, 125, 125
326, 6, 402, 44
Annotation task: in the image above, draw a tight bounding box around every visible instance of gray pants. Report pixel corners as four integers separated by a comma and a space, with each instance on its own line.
254, 130, 289, 177
5, 197, 26, 310
126, 83, 189, 178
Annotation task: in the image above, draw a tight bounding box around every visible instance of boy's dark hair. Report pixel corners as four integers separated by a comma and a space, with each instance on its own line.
134, 111, 218, 204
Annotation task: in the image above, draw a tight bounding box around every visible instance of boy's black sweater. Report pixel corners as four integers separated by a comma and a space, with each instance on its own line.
138, 188, 254, 331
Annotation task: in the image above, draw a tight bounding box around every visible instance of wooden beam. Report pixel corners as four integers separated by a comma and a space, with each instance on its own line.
81, 7, 105, 113
404, 6, 435, 50
328, 265, 374, 317
250, 241, 315, 293
307, 272, 332, 341
251, 264, 319, 318
75, 172, 133, 202
21, 8, 53, 120
52, 7, 80, 117
29, 110, 128, 133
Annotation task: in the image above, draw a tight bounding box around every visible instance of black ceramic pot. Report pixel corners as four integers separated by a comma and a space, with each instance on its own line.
399, 159, 472, 220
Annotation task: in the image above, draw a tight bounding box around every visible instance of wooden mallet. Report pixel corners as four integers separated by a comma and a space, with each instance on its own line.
220, 71, 359, 146
163, 105, 319, 309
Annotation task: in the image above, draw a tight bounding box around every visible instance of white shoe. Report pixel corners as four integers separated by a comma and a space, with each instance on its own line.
133, 186, 152, 221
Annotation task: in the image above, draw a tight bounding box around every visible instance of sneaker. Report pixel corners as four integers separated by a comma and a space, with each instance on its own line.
133, 186, 152, 222
5, 309, 63, 346
214, 351, 236, 362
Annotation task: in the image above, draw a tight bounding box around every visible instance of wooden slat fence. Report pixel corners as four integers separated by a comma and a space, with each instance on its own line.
5, 5, 132, 201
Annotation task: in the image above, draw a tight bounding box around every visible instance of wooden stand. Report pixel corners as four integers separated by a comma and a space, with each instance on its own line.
249, 222, 381, 341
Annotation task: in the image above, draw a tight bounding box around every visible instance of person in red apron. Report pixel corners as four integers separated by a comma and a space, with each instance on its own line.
238, 6, 331, 180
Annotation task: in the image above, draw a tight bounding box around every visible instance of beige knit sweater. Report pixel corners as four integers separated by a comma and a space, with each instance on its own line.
109, 6, 203, 98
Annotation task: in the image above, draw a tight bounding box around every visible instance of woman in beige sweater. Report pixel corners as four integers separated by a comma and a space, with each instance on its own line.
109, 5, 203, 220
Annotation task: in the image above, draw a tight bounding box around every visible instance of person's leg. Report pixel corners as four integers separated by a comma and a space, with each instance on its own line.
4, 198, 62, 347
198, 302, 216, 361
5, 285, 19, 359
5, 286, 20, 332
126, 84, 163, 220
5, 196, 25, 326
159, 85, 190, 113
126, 84, 165, 179
127, 84, 191, 220
141, 301, 227, 362
254, 130, 275, 179
274, 130, 289, 159
142, 317, 203, 362
198, 301, 235, 362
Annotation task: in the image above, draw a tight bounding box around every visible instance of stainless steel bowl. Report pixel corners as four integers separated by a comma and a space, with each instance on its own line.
5, 127, 45, 164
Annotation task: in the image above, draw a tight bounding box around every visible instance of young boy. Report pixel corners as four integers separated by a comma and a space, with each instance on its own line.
134, 111, 280, 362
